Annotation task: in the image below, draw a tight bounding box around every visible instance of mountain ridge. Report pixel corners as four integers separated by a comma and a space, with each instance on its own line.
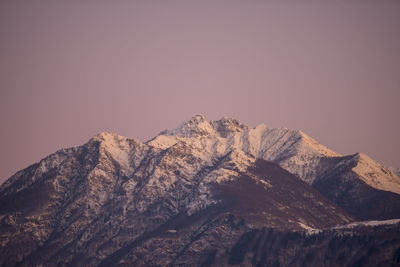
148, 115, 399, 191
1, 115, 399, 266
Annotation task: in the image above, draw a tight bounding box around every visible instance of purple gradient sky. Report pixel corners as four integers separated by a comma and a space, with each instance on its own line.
1, 1, 399, 183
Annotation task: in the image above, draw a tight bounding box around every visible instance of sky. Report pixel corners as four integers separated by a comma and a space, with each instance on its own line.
0, 1, 399, 183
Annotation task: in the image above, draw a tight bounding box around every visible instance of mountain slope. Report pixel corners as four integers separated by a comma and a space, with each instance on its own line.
313, 153, 400, 220
149, 115, 400, 220
0, 132, 353, 266
0, 115, 399, 266
149, 115, 342, 185
150, 115, 400, 192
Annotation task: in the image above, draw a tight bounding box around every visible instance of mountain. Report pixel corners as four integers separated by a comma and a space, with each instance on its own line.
314, 153, 400, 220
150, 115, 400, 220
0, 115, 399, 266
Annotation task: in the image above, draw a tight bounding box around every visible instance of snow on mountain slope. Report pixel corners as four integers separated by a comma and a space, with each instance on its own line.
1, 115, 400, 266
352, 153, 400, 194
320, 152, 400, 196
149, 115, 400, 193
306, 218, 400, 236
149, 115, 340, 184
332, 218, 400, 230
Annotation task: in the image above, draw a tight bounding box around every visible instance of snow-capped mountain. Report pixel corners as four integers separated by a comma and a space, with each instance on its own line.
149, 115, 341, 185
0, 115, 399, 266
150, 115, 400, 193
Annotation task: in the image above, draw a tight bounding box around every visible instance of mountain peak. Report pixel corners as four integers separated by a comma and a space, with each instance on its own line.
89, 132, 141, 176
159, 115, 252, 139
159, 114, 215, 138
192, 113, 207, 122
214, 117, 249, 137
148, 116, 341, 184
297, 130, 341, 158
93, 131, 119, 142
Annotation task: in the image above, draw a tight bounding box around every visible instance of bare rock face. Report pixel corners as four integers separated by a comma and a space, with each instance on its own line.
1, 115, 399, 266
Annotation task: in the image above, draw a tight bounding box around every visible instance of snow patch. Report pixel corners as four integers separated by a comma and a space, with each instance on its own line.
306, 218, 400, 235
298, 222, 316, 231
333, 218, 400, 230
95, 132, 135, 176
203, 168, 239, 184
147, 135, 178, 150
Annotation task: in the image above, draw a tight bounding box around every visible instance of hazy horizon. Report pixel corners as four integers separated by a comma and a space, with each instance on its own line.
1, 1, 400, 183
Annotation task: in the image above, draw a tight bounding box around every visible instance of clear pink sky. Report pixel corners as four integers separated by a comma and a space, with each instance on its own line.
1, 1, 399, 183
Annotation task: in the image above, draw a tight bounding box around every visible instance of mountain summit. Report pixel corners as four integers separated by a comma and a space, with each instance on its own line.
1, 115, 400, 266
151, 115, 397, 187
